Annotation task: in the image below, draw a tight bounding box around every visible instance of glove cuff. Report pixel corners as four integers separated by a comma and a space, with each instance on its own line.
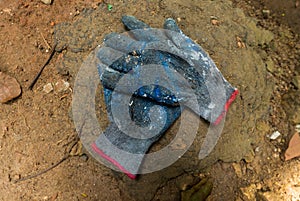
213, 89, 239, 125
92, 142, 137, 179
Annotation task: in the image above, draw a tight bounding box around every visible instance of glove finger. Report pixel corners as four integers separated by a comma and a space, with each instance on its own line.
101, 43, 180, 74
102, 65, 180, 105
120, 16, 189, 61
129, 28, 170, 42
163, 18, 182, 33
103, 49, 196, 103
162, 19, 205, 57
103, 32, 119, 41
101, 69, 123, 90
96, 47, 124, 67
163, 18, 195, 54
102, 28, 188, 69
104, 32, 147, 53
122, 15, 170, 42
122, 15, 150, 30
96, 32, 128, 75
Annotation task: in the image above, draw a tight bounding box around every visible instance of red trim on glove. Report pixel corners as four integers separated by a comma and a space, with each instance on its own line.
92, 143, 137, 179
213, 89, 239, 125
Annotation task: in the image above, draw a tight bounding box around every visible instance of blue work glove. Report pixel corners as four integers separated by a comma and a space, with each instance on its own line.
92, 16, 238, 179
98, 16, 238, 123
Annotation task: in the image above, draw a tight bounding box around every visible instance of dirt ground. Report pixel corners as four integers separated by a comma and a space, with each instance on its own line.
0, 0, 299, 201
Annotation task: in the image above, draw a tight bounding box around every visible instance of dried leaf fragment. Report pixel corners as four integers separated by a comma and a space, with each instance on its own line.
285, 132, 300, 161
236, 36, 246, 48
211, 19, 220, 26
210, 16, 220, 26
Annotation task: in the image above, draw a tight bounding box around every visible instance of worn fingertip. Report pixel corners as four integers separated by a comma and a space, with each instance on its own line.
164, 18, 181, 33
121, 15, 150, 30
104, 32, 119, 41
121, 15, 134, 24
121, 15, 135, 21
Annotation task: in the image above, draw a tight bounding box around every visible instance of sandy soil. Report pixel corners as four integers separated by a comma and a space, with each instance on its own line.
0, 0, 299, 200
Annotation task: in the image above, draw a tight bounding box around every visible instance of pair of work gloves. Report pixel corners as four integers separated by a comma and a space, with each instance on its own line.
92, 16, 238, 179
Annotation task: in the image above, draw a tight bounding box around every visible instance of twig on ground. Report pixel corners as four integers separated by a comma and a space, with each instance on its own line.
13, 136, 79, 183
13, 114, 86, 183
28, 43, 57, 90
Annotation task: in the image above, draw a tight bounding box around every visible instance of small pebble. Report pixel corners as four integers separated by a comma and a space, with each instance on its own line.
211, 19, 220, 25
296, 124, 300, 132
262, 10, 270, 19
256, 183, 262, 190
236, 36, 246, 48
41, 0, 52, 5
12, 174, 20, 181
3, 8, 13, 16
55, 80, 70, 92
43, 83, 53, 93
210, 16, 220, 26
0, 72, 21, 103
232, 163, 243, 178
268, 131, 281, 140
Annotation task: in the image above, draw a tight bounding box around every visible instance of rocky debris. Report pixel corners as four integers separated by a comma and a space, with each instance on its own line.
43, 80, 70, 94
296, 124, 300, 133
210, 16, 220, 26
268, 131, 281, 140
55, 80, 70, 92
41, 0, 52, 5
0, 72, 21, 103
240, 184, 257, 201
2, 8, 13, 16
236, 36, 246, 48
43, 83, 53, 93
232, 162, 246, 178
262, 10, 270, 19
